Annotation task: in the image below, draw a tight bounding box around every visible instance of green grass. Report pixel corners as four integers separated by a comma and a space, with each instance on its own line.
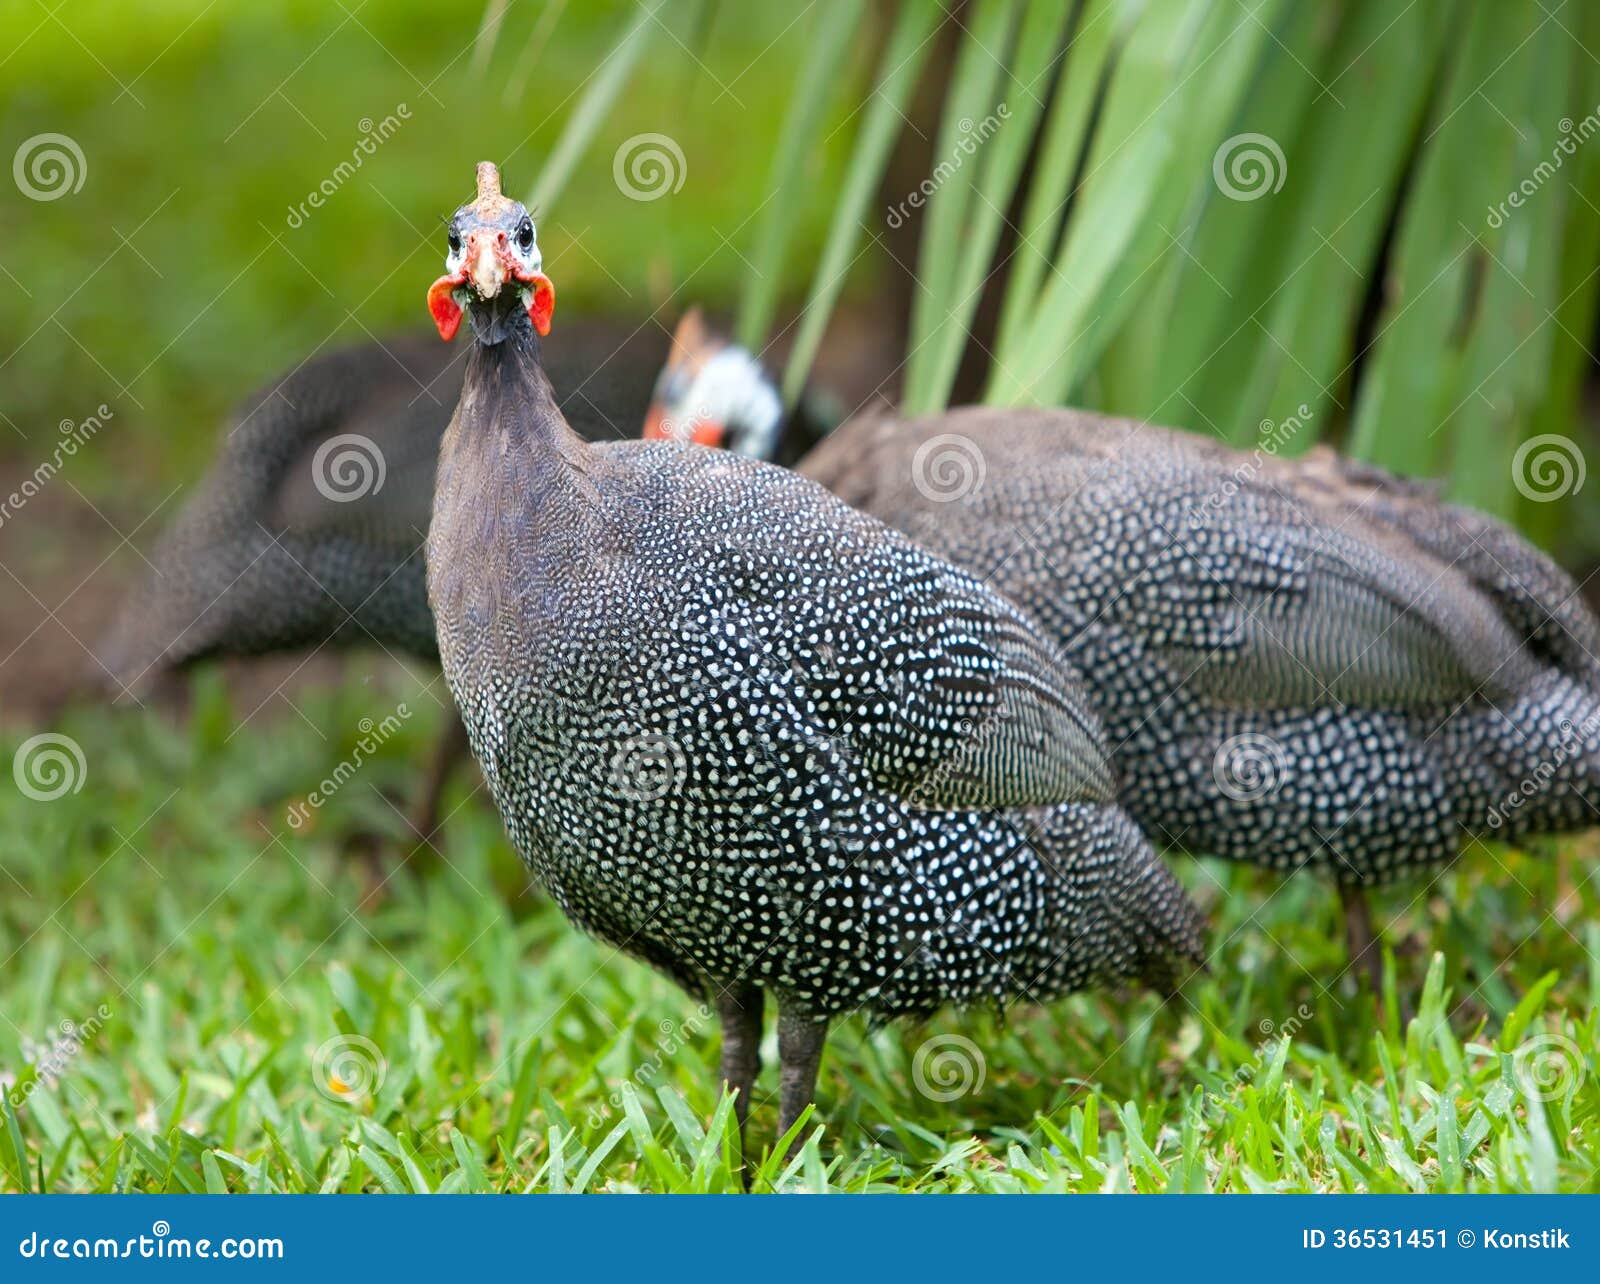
3, 667, 1597, 1193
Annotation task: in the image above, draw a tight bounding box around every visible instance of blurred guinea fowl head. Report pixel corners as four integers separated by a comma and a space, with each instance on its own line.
427, 162, 555, 347
643, 308, 783, 460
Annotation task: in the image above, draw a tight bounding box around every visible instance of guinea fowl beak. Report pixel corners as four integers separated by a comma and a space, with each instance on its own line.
467, 230, 509, 298
644, 402, 727, 449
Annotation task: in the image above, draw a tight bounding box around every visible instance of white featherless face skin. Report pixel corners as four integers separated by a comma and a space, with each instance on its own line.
683, 347, 783, 458
644, 311, 784, 458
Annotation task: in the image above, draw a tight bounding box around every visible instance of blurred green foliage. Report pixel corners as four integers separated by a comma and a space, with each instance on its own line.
0, 0, 862, 487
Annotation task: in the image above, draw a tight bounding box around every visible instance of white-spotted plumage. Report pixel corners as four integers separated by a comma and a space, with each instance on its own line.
428, 333, 1204, 1023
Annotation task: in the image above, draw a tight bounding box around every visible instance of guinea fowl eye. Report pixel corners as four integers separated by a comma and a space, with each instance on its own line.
447, 229, 461, 254
517, 220, 534, 251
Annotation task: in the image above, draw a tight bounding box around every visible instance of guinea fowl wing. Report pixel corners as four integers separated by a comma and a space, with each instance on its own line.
642, 445, 1116, 810
801, 407, 1536, 713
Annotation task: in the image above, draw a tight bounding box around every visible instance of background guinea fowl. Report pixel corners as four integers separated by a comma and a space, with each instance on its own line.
425, 163, 1205, 1151
94, 322, 665, 699
655, 331, 1600, 988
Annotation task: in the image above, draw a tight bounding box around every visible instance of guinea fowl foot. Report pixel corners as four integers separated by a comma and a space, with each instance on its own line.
776, 1004, 828, 1164
713, 982, 763, 1179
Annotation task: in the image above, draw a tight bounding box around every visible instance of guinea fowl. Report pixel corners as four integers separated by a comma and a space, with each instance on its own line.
97, 323, 671, 696
651, 326, 1600, 988
425, 163, 1204, 1149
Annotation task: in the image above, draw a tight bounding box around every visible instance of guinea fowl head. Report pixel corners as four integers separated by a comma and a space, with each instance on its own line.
643, 308, 782, 458
427, 162, 555, 347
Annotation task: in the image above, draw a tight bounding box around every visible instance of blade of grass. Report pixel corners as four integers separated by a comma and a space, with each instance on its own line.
910, 0, 1077, 413
1348, 1, 1541, 476
1445, 11, 1570, 516
1117, 0, 1328, 429
991, 0, 1137, 363
986, 0, 1245, 405
1063, 0, 1287, 415
1224, 0, 1451, 444
736, 0, 870, 349
525, 0, 669, 216
470, 0, 510, 78
781, 0, 942, 405
902, 0, 1023, 413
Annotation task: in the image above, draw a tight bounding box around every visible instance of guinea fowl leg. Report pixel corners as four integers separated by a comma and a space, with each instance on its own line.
406, 715, 472, 855
776, 1002, 828, 1160
351, 718, 471, 904
1339, 882, 1383, 996
713, 982, 764, 1160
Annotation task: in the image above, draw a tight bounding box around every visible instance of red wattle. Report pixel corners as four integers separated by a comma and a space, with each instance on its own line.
527, 274, 555, 337
427, 274, 465, 342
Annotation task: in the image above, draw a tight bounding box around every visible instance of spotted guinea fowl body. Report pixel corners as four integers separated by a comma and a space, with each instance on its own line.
428, 333, 1202, 1018
799, 407, 1600, 886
